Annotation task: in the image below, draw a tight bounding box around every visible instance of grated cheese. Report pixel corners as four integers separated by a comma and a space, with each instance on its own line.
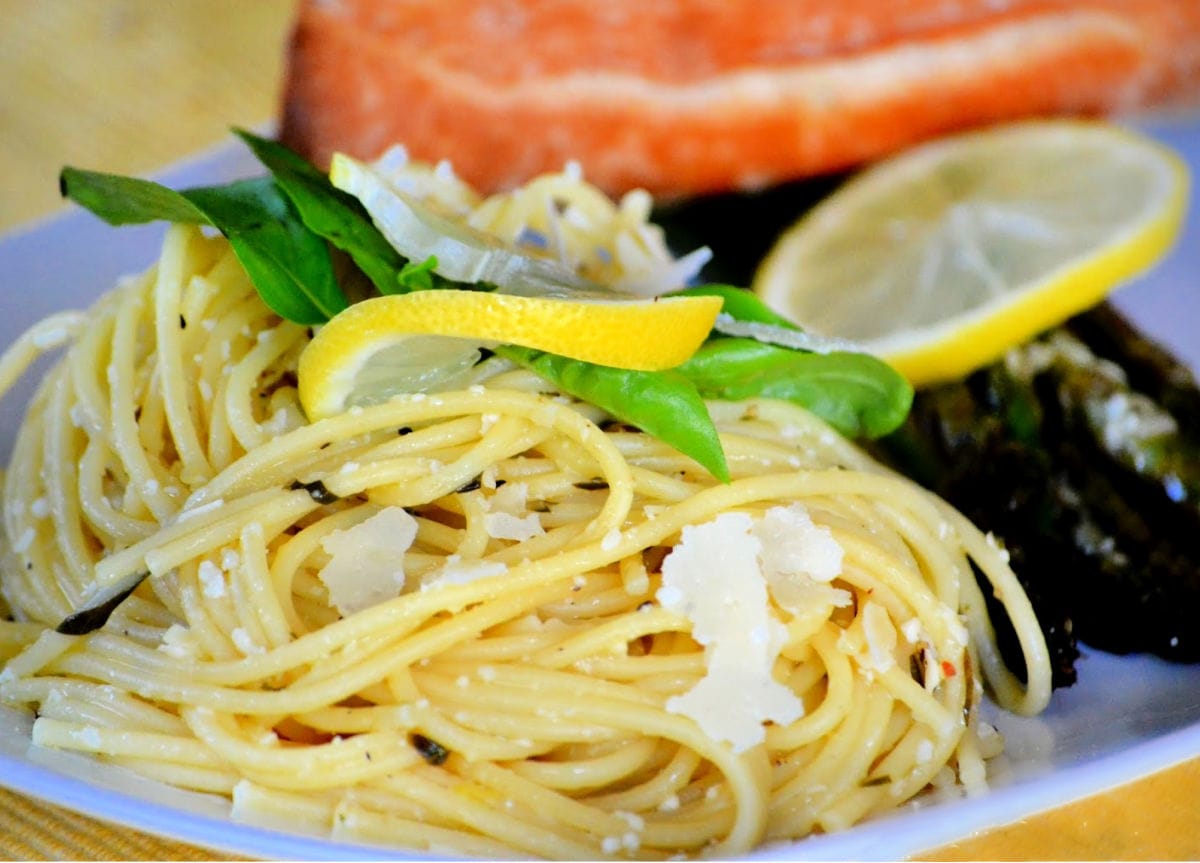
483, 481, 545, 541
424, 554, 508, 588
483, 511, 544, 541
860, 600, 898, 673
318, 507, 417, 615
197, 559, 226, 598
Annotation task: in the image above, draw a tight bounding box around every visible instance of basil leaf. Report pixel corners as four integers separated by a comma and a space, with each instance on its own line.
677, 338, 913, 438
397, 256, 440, 291
181, 178, 346, 324
60, 168, 347, 324
60, 167, 209, 225
495, 346, 730, 482
673, 283, 800, 329
233, 129, 407, 296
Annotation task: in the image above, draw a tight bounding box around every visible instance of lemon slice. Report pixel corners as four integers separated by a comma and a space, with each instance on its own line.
753, 121, 1189, 385
297, 290, 722, 419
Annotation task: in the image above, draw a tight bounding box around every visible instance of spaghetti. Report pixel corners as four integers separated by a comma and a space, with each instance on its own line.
0, 217, 1050, 857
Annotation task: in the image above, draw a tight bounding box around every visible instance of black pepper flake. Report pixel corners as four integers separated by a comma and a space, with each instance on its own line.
288, 479, 340, 505
456, 476, 483, 494
398, 426, 413, 436
910, 650, 927, 688
860, 775, 892, 787
411, 733, 450, 765
573, 478, 609, 491
179, 315, 187, 329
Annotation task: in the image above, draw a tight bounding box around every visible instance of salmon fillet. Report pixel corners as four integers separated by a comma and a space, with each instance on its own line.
279, 0, 1200, 197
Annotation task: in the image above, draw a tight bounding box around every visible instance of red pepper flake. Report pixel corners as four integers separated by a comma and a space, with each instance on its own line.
941, 660, 957, 678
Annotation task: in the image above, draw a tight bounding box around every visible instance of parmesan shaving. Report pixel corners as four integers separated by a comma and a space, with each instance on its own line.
657, 512, 803, 752
318, 507, 417, 615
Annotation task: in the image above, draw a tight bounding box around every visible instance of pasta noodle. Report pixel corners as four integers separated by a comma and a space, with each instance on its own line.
0, 207, 1050, 857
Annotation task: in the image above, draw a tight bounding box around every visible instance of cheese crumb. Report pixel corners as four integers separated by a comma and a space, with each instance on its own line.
159, 624, 198, 659
483, 481, 545, 541
916, 739, 935, 764
860, 600, 898, 672
425, 554, 508, 589
483, 511, 544, 541
197, 559, 226, 598
231, 627, 264, 655
656, 512, 803, 752
318, 507, 418, 615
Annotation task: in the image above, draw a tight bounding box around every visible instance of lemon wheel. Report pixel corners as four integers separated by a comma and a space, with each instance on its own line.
753, 121, 1189, 385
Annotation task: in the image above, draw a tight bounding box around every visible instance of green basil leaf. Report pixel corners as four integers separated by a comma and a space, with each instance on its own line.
182, 178, 346, 324
60, 166, 210, 225
396, 255, 440, 291
233, 129, 408, 296
60, 167, 347, 324
673, 283, 801, 329
495, 345, 730, 482
677, 337, 913, 438
395, 254, 473, 292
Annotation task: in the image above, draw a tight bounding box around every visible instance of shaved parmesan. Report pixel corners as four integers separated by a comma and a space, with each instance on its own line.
318, 507, 417, 615
756, 503, 850, 614
657, 512, 803, 752
756, 503, 843, 584
483, 481, 545, 540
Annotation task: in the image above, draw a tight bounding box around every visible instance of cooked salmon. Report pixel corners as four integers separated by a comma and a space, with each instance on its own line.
279, 0, 1200, 198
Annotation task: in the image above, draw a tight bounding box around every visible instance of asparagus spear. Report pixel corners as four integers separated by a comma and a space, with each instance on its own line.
1068, 302, 1200, 437
1028, 332, 1200, 660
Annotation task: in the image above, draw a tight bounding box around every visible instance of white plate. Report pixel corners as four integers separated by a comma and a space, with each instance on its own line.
1, 118, 1199, 861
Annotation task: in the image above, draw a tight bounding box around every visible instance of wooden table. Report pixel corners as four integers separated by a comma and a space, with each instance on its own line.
1, 2, 1198, 859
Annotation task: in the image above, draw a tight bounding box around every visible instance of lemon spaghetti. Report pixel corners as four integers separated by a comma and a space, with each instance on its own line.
0, 217, 1050, 857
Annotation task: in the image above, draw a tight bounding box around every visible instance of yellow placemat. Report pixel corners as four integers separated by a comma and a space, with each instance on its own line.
0, 787, 232, 861
1, 2, 1199, 860
0, 0, 297, 232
